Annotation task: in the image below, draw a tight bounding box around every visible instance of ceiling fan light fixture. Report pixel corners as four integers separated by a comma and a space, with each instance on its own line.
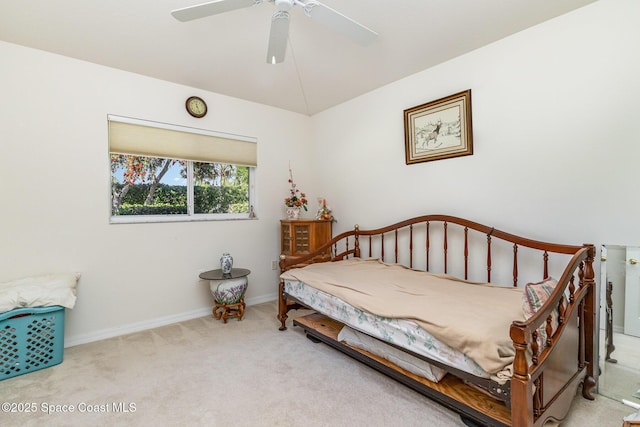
171, 0, 377, 64
274, 0, 294, 12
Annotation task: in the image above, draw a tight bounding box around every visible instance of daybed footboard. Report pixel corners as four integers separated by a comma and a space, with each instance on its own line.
277, 215, 596, 427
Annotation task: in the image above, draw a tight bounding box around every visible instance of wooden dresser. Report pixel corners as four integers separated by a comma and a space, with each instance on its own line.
280, 219, 332, 259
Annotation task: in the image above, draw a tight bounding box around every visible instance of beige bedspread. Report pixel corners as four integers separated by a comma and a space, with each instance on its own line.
280, 258, 525, 374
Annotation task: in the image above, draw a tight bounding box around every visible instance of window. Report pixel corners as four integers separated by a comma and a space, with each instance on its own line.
108, 115, 256, 223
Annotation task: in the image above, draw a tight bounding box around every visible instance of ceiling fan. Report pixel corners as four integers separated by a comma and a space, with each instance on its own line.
171, 0, 378, 64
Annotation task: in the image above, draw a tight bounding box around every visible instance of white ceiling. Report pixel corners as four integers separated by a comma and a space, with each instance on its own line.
0, 0, 597, 116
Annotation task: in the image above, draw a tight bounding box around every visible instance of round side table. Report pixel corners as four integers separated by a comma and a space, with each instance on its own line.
199, 268, 251, 323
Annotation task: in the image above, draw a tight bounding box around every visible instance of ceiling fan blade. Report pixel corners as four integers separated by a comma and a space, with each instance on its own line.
171, 0, 259, 22
266, 11, 290, 64
301, 0, 377, 45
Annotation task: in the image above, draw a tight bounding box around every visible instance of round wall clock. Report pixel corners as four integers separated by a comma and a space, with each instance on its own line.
186, 96, 207, 118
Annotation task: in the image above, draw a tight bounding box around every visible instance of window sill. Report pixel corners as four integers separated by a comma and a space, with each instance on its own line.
109, 214, 257, 224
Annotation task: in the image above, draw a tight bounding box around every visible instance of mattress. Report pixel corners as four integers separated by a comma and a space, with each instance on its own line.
283, 278, 490, 380
337, 325, 447, 383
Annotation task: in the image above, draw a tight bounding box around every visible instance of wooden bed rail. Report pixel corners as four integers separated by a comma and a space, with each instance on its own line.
280, 215, 583, 285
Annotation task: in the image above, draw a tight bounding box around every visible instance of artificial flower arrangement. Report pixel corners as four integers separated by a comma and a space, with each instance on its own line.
285, 166, 308, 211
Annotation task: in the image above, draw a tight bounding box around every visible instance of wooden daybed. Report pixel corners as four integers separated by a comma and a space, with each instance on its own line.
277, 215, 596, 427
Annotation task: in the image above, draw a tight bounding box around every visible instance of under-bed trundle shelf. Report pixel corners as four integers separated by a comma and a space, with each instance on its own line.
294, 313, 511, 427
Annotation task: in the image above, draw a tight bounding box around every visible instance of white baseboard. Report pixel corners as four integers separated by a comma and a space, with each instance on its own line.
64, 293, 278, 348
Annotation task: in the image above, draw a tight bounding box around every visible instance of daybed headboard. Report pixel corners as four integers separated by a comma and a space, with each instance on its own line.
280, 214, 592, 290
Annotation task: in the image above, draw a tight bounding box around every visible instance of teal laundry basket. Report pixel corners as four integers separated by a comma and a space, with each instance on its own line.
0, 306, 65, 380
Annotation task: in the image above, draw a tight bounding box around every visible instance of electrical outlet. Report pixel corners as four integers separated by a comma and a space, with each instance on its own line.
271, 260, 278, 270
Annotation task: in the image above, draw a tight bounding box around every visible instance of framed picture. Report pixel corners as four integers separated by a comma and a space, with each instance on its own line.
404, 90, 473, 164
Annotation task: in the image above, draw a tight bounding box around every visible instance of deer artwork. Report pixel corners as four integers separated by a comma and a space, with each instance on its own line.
424, 120, 442, 146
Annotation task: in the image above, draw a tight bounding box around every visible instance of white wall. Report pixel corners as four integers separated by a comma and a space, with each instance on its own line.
0, 41, 316, 345
312, 0, 640, 252
2, 0, 638, 347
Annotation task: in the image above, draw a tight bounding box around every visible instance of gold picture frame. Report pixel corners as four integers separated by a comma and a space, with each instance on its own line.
404, 90, 473, 164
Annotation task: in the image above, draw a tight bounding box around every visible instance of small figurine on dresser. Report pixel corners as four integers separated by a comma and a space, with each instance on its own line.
315, 197, 333, 221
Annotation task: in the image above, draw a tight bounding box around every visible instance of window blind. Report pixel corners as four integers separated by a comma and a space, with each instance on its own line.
108, 115, 257, 167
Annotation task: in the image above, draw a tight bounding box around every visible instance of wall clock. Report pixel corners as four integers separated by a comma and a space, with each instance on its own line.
186, 96, 207, 118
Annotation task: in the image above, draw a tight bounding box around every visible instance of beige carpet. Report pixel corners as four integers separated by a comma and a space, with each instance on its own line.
0, 302, 633, 426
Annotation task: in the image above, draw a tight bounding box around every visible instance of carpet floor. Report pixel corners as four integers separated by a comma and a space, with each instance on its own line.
0, 301, 634, 426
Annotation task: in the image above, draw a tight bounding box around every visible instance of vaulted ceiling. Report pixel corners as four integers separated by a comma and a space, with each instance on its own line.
0, 0, 597, 115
